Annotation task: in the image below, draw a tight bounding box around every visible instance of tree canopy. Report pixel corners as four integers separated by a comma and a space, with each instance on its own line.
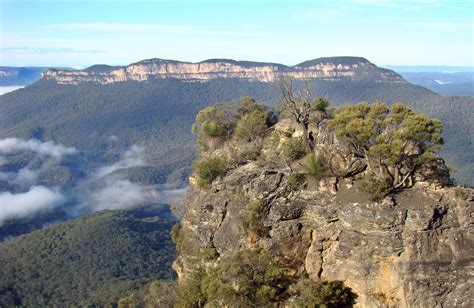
329, 102, 444, 191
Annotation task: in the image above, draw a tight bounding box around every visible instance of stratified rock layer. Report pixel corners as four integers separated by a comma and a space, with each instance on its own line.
42, 57, 406, 84
175, 119, 473, 307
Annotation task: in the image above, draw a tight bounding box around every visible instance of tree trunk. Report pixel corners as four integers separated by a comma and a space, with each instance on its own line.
302, 124, 312, 153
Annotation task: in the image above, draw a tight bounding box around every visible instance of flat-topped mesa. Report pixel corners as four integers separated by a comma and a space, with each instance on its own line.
41, 56, 407, 85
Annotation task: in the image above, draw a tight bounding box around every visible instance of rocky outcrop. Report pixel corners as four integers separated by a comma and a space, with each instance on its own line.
42, 57, 407, 85
175, 116, 473, 307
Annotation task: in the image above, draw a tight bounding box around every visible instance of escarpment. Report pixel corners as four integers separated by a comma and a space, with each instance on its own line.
173, 98, 473, 307
41, 57, 406, 84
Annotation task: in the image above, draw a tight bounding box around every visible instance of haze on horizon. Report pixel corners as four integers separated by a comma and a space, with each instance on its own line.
0, 0, 473, 68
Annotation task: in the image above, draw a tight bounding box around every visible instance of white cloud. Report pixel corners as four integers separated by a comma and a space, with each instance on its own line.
95, 144, 147, 177
0, 138, 77, 160
0, 167, 38, 187
0, 186, 64, 225
89, 179, 150, 211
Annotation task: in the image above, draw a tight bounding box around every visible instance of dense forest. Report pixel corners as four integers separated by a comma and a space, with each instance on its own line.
0, 205, 177, 306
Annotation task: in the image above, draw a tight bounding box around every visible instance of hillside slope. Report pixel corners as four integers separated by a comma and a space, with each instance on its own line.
0, 205, 177, 306
0, 57, 472, 187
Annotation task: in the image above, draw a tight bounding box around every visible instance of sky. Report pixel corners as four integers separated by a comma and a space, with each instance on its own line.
1, 0, 473, 68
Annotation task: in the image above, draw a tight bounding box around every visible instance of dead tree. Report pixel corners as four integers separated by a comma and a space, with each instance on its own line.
279, 78, 313, 153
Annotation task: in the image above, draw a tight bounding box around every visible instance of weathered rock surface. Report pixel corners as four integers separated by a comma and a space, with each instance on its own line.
42, 57, 406, 85
175, 113, 473, 307
177, 166, 473, 307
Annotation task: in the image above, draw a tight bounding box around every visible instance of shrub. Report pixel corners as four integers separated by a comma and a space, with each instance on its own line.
170, 224, 183, 252
245, 200, 267, 240
174, 268, 207, 308
281, 138, 306, 161
235, 109, 268, 142
454, 187, 470, 200
360, 176, 393, 202
303, 153, 326, 176
287, 173, 304, 192
201, 248, 286, 307
193, 156, 227, 187
202, 120, 224, 137
230, 140, 263, 165
199, 247, 219, 261
192, 104, 236, 152
289, 279, 357, 308
329, 102, 444, 190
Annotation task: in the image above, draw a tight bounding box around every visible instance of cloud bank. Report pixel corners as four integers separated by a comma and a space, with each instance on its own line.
0, 186, 64, 225
95, 145, 146, 177
0, 138, 77, 159
0, 139, 187, 223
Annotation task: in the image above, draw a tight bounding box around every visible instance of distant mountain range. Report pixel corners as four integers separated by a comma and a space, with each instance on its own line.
41, 57, 405, 84
0, 56, 473, 236
399, 72, 474, 96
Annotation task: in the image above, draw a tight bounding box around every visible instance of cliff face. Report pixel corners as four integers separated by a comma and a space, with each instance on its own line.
42, 57, 406, 84
175, 117, 473, 307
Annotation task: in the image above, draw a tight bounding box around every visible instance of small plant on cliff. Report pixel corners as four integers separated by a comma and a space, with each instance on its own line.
302, 153, 326, 190
235, 109, 268, 142
288, 279, 357, 308
286, 173, 305, 192
281, 137, 306, 161
192, 104, 235, 151
193, 156, 227, 187
303, 153, 326, 176
175, 249, 286, 307
175, 267, 207, 307
201, 248, 286, 307
245, 200, 268, 241
360, 175, 393, 202
311, 97, 330, 124
454, 187, 470, 200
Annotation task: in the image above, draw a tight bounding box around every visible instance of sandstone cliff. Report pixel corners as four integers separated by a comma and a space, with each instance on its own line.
42, 57, 406, 85
174, 108, 473, 307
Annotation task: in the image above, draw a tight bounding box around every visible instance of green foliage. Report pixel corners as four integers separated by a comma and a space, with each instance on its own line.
303, 153, 326, 176
329, 102, 446, 193
245, 200, 267, 240
170, 223, 184, 252
287, 173, 305, 192
281, 138, 306, 161
175, 249, 285, 307
235, 109, 268, 142
311, 97, 330, 123
0, 206, 177, 307
193, 104, 234, 151
289, 279, 357, 308
313, 97, 330, 112
0, 76, 472, 189
175, 268, 207, 308
202, 121, 224, 137
193, 156, 227, 187
117, 280, 176, 308
360, 175, 393, 202
239, 96, 263, 115
199, 247, 219, 261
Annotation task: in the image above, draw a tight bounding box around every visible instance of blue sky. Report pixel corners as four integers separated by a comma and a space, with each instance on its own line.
1, 0, 473, 67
